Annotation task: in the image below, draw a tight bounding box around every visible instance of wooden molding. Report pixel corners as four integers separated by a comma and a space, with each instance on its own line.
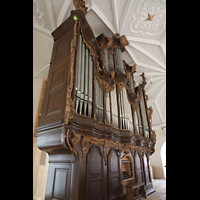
66, 130, 154, 165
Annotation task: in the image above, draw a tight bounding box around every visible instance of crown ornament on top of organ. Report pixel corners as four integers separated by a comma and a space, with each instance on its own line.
73, 0, 88, 15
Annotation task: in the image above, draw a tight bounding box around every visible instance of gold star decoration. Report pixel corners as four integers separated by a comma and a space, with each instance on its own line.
145, 13, 156, 22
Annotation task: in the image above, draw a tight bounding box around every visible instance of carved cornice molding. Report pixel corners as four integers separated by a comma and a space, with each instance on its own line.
65, 130, 155, 165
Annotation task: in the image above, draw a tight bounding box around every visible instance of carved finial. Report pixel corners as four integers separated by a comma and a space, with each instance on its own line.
119, 35, 129, 47
140, 72, 147, 84
148, 106, 153, 124
131, 64, 136, 74
107, 36, 113, 48
73, 0, 88, 15
151, 130, 156, 141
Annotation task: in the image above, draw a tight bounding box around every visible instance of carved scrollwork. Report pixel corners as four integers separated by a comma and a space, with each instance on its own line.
65, 20, 78, 125
65, 129, 82, 156
140, 72, 147, 85
66, 131, 154, 165
73, 0, 88, 15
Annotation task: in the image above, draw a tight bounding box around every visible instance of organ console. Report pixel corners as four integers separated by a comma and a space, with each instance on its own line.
36, 1, 156, 199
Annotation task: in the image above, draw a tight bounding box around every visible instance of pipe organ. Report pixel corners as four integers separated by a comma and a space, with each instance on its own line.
36, 1, 156, 199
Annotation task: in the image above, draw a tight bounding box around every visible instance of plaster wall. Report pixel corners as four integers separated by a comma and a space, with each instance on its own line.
150, 128, 166, 179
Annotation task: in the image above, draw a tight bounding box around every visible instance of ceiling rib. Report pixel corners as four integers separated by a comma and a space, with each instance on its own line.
125, 46, 166, 74
145, 78, 165, 94
92, 4, 116, 34
57, 0, 71, 26
111, 0, 119, 33
154, 100, 164, 124
44, 0, 57, 30
119, 0, 133, 35
129, 42, 166, 70
155, 83, 166, 101
126, 36, 161, 46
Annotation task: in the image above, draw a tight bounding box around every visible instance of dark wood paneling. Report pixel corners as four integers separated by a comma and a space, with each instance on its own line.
52, 168, 69, 199
46, 163, 72, 200
107, 148, 122, 200
39, 54, 71, 126
134, 152, 143, 184
86, 146, 104, 200
54, 31, 73, 61
38, 15, 74, 127
143, 152, 150, 185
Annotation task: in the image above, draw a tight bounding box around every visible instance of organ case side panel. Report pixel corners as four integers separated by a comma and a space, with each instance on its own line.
39, 18, 75, 127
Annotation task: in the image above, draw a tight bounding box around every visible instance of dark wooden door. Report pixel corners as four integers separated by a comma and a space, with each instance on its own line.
86, 146, 104, 200
143, 152, 151, 185
134, 151, 143, 184
107, 148, 122, 200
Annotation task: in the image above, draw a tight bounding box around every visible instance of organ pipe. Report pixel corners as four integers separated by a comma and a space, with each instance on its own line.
75, 32, 93, 117
74, 31, 151, 139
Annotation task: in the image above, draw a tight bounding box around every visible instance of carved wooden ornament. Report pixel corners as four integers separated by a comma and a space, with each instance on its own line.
66, 130, 155, 165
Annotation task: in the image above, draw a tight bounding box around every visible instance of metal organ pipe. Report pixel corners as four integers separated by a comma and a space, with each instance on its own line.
111, 87, 118, 128
75, 32, 149, 138
75, 32, 93, 117
96, 79, 103, 122
115, 48, 126, 74
140, 91, 149, 138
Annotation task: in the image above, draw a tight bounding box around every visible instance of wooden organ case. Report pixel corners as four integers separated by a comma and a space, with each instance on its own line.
36, 1, 156, 199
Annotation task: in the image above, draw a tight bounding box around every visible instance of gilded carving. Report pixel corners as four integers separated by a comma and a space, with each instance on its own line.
73, 0, 88, 15
147, 106, 153, 124
107, 36, 113, 49
80, 27, 97, 63
65, 20, 78, 125
117, 82, 126, 94
119, 35, 129, 48
66, 131, 154, 165
66, 129, 81, 156
140, 72, 147, 84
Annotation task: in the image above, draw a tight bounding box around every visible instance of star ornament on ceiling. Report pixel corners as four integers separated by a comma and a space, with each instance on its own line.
130, 0, 166, 35
145, 13, 156, 22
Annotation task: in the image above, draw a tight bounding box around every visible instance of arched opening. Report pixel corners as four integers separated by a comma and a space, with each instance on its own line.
160, 142, 166, 179
122, 154, 134, 181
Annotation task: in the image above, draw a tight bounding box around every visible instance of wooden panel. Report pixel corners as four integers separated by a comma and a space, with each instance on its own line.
52, 168, 69, 199
51, 65, 65, 90
39, 55, 71, 126
107, 148, 122, 200
86, 146, 104, 200
134, 152, 143, 184
46, 163, 72, 200
53, 30, 73, 61
46, 88, 64, 116
143, 153, 151, 185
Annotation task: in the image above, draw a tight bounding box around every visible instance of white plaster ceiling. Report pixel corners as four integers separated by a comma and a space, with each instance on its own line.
33, 0, 166, 129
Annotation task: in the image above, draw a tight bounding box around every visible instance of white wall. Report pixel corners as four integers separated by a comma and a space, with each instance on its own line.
150, 128, 166, 179
33, 33, 53, 200
33, 33, 53, 131
161, 141, 166, 178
